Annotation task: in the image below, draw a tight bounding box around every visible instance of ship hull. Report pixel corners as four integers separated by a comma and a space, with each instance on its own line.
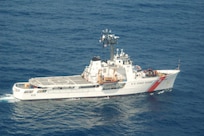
12, 70, 179, 100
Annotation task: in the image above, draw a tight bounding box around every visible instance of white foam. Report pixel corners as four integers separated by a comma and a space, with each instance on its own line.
157, 90, 164, 94
0, 94, 19, 103
150, 93, 154, 96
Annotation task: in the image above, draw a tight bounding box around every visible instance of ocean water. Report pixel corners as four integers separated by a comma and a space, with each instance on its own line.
0, 0, 204, 135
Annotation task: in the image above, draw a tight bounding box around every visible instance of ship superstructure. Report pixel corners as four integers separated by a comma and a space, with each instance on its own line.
12, 29, 180, 100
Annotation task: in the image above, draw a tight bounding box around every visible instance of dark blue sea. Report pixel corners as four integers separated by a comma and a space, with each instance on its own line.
0, 0, 204, 135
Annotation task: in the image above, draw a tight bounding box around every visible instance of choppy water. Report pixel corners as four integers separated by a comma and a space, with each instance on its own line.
0, 0, 204, 135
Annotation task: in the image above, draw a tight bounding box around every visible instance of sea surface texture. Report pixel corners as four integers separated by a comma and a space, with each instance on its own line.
0, 0, 204, 135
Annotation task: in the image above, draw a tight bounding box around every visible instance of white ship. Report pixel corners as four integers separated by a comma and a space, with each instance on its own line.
13, 29, 180, 100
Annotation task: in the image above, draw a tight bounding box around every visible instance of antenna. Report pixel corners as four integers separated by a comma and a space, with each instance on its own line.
99, 29, 119, 60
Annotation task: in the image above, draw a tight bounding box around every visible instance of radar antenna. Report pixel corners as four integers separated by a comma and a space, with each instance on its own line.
99, 29, 119, 60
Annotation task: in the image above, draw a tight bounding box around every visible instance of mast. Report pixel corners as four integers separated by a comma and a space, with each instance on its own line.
177, 59, 181, 70
99, 29, 119, 60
